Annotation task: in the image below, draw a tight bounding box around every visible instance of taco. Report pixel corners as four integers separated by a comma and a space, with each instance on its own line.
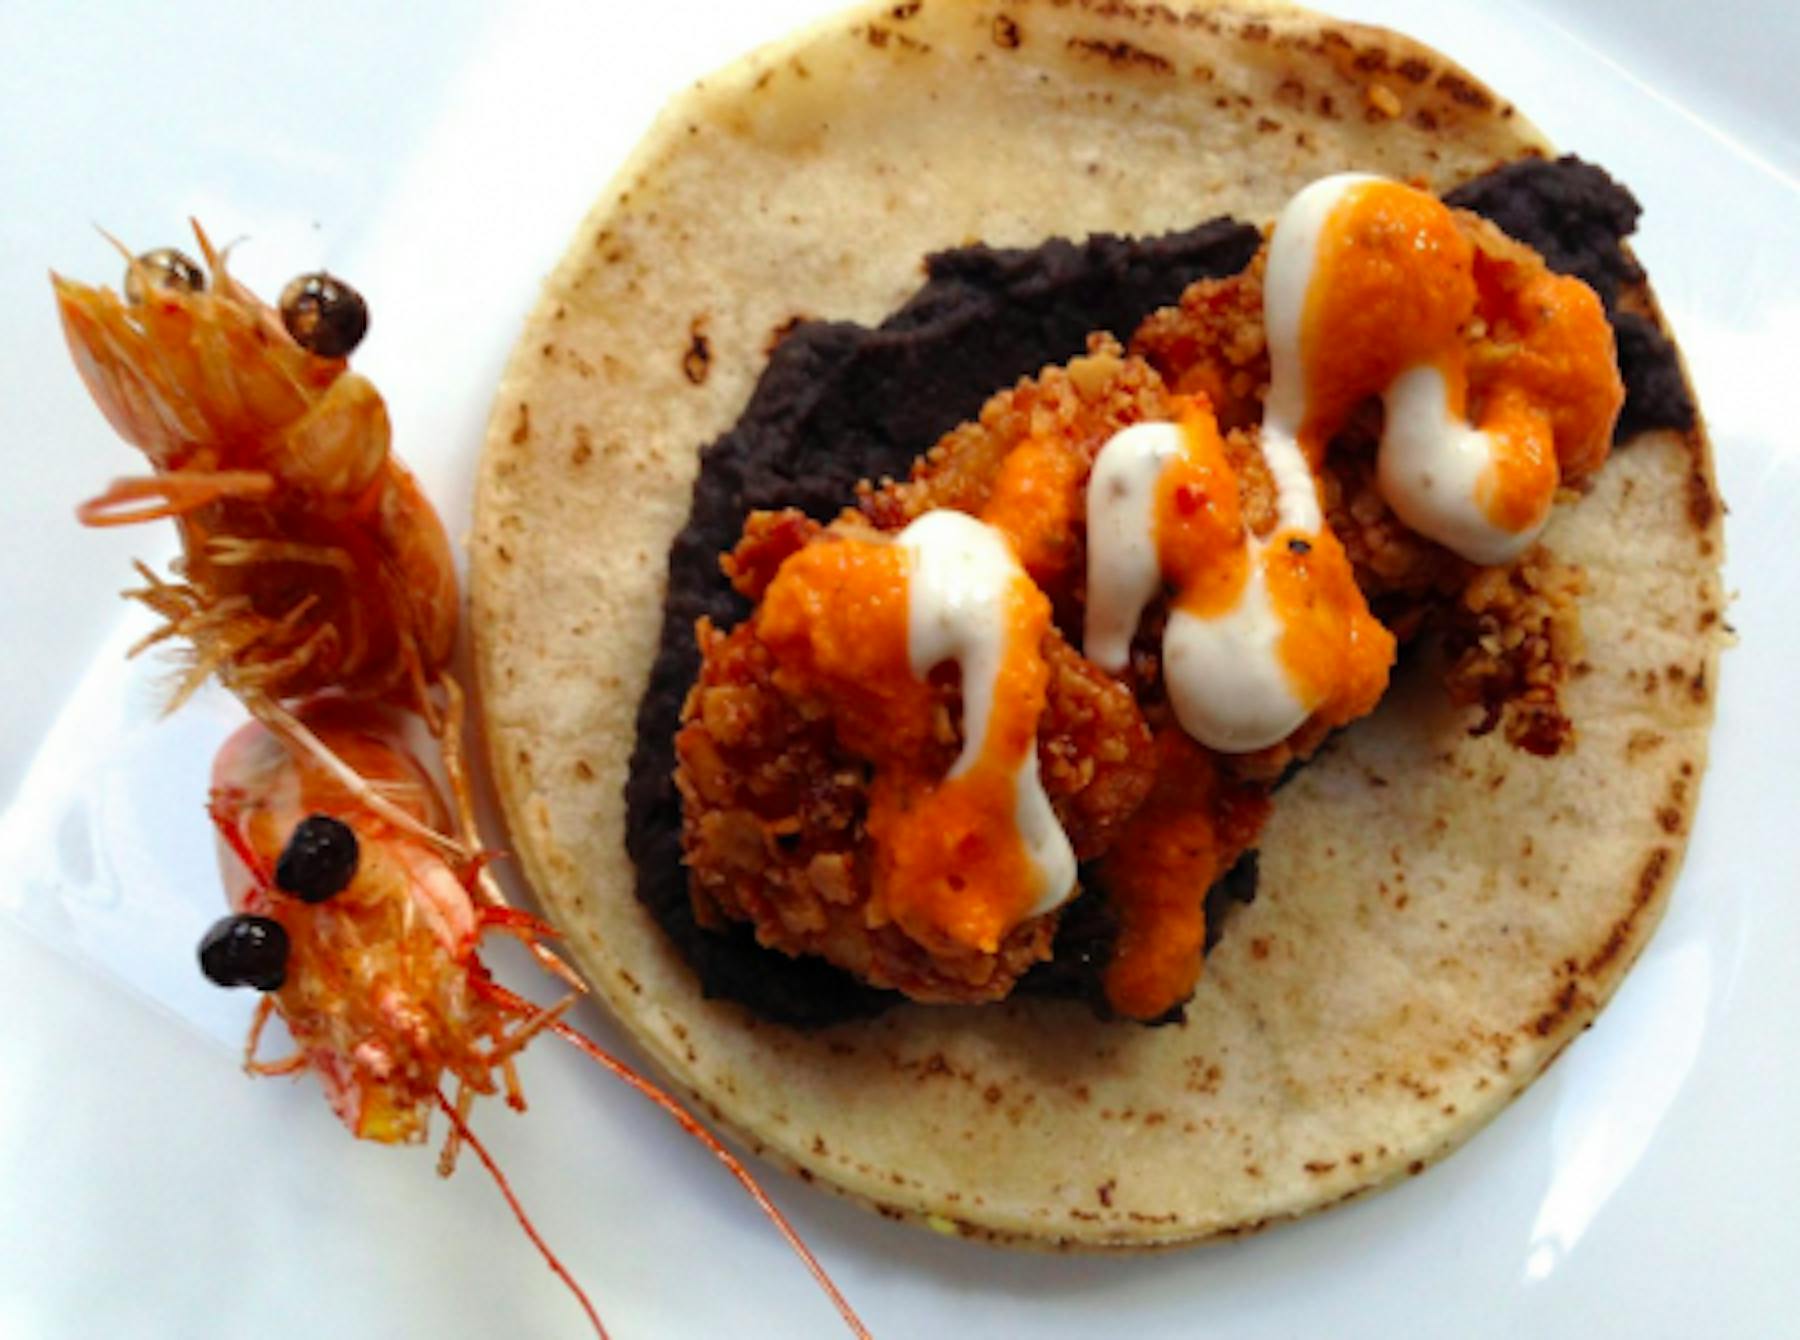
471, 0, 1724, 1245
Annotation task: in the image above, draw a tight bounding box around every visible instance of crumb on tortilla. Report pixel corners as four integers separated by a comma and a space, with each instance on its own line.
1441, 546, 1584, 756
1366, 83, 1403, 119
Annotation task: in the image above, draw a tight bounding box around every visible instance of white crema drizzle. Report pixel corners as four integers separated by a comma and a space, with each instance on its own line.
1079, 179, 1364, 753
1379, 364, 1542, 565
1082, 422, 1311, 753
1285, 175, 1545, 565
897, 510, 1077, 918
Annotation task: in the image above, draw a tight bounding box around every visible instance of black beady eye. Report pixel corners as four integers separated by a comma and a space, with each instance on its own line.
279, 271, 369, 358
198, 914, 289, 991
275, 813, 360, 903
125, 247, 206, 304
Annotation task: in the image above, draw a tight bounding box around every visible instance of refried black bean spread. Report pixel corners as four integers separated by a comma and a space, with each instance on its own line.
623, 156, 1690, 1028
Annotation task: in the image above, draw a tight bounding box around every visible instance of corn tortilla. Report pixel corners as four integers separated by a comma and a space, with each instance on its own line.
471, 0, 1725, 1245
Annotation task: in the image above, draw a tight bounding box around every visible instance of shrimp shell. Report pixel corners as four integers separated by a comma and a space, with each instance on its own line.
55, 224, 456, 711
210, 700, 559, 1144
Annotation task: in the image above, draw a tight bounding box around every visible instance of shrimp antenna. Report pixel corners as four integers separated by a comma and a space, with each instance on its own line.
434, 1090, 608, 1339
476, 976, 872, 1339
250, 694, 471, 861
93, 225, 135, 265
546, 1018, 873, 1339
188, 218, 240, 280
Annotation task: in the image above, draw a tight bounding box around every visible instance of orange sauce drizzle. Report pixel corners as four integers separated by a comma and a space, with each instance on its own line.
1150, 396, 1393, 732
1263, 526, 1395, 731
1471, 383, 1560, 533
1469, 248, 1623, 486
1299, 180, 1619, 532
1098, 731, 1271, 1021
1155, 398, 1251, 620
865, 569, 1051, 953
1299, 182, 1477, 463
756, 530, 1054, 955
754, 540, 936, 763
982, 436, 1085, 583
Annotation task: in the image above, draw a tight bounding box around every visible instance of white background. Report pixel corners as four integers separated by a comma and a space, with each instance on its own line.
1, 1, 1796, 1336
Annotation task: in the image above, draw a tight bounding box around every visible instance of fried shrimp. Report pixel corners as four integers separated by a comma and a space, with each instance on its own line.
679, 605, 1154, 1002
1134, 217, 1610, 752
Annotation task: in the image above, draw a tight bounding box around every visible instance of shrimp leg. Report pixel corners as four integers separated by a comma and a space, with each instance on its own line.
438, 672, 586, 992
77, 471, 276, 527
242, 995, 307, 1077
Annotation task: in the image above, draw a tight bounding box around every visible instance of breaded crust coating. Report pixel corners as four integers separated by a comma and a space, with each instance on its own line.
676, 613, 1153, 1003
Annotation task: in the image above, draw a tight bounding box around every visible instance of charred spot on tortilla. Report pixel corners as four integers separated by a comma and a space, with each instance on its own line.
627, 154, 1679, 1029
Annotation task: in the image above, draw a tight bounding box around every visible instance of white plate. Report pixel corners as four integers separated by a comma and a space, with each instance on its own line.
2, 2, 1795, 1336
